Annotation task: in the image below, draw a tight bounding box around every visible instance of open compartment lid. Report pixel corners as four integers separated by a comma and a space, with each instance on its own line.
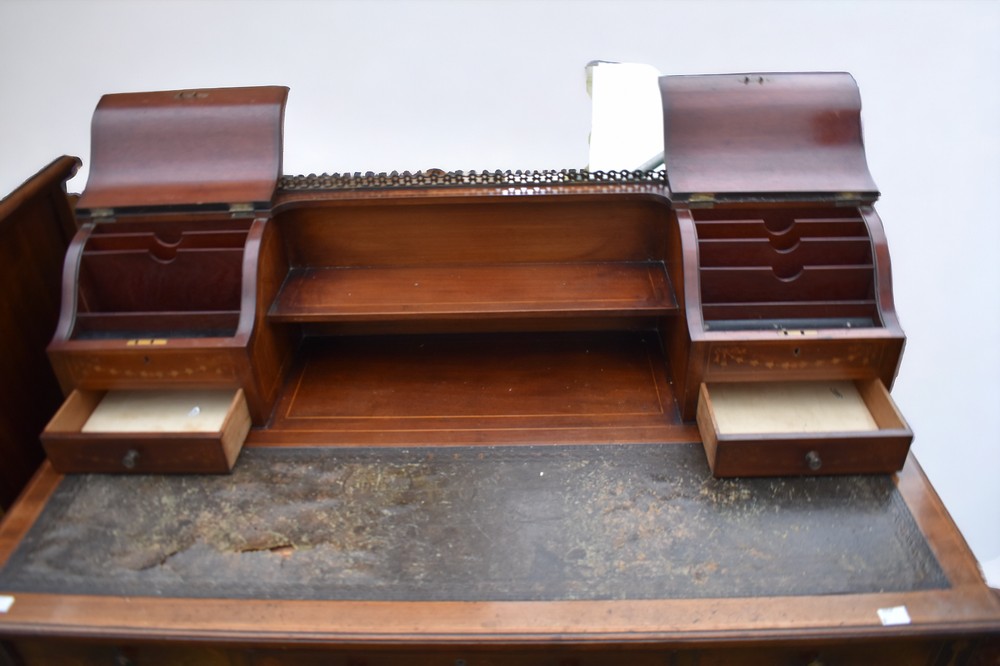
76, 86, 288, 214
659, 73, 878, 204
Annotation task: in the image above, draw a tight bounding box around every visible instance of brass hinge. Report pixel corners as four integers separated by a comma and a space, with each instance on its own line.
834, 192, 862, 206
90, 207, 116, 220
688, 192, 715, 208
229, 203, 255, 218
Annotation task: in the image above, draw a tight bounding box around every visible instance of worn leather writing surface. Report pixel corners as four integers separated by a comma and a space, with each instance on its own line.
0, 444, 945, 601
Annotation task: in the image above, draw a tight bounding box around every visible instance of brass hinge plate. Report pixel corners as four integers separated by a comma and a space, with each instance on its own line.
229, 203, 255, 218
687, 192, 715, 208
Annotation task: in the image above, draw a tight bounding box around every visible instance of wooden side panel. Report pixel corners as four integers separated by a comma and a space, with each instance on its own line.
0, 157, 79, 510
862, 205, 907, 387
241, 217, 296, 424
669, 208, 705, 421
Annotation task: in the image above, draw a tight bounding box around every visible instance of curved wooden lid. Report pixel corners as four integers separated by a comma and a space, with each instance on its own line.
660, 73, 878, 203
77, 86, 288, 212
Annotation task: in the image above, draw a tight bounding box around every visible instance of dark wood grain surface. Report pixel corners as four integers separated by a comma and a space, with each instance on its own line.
253, 332, 690, 446
660, 72, 879, 201
77, 87, 288, 211
0, 156, 79, 510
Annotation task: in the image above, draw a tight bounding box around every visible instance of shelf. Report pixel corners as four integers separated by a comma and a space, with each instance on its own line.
700, 265, 874, 303
701, 300, 878, 331
698, 238, 872, 268
268, 262, 676, 322
251, 331, 693, 446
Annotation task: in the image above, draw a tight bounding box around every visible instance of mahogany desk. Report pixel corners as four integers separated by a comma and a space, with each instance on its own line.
2, 77, 1000, 663
0, 160, 998, 666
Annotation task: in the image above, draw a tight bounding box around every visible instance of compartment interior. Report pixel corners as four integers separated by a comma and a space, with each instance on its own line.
694, 207, 881, 331
46, 389, 239, 435
269, 198, 677, 327
52, 193, 906, 458
705, 381, 879, 435
253, 331, 685, 445
71, 219, 253, 339
696, 378, 913, 477
82, 389, 236, 434
701, 379, 908, 438
255, 196, 689, 443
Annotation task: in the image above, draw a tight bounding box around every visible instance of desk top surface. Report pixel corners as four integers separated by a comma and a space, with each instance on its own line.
1, 443, 998, 648
0, 443, 946, 602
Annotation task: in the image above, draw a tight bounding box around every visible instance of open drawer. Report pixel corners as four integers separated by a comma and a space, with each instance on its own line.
697, 379, 912, 477
42, 389, 251, 474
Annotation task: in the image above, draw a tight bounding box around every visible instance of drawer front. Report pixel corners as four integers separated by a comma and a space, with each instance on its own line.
52, 348, 240, 389
44, 433, 235, 474
705, 340, 885, 380
704, 433, 913, 477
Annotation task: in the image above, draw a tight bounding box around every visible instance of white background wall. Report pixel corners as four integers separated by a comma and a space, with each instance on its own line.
1, 0, 997, 578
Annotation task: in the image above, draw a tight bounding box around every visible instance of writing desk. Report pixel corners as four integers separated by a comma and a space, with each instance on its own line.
1, 78, 999, 663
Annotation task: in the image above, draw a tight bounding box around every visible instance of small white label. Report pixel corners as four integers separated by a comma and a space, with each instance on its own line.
877, 605, 911, 626
0, 595, 13, 613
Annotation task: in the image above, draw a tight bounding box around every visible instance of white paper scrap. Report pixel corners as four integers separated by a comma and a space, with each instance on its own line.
877, 605, 911, 626
0, 595, 13, 613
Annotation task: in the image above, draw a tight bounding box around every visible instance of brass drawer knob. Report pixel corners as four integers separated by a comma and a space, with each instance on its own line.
805, 450, 822, 471
122, 449, 139, 470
